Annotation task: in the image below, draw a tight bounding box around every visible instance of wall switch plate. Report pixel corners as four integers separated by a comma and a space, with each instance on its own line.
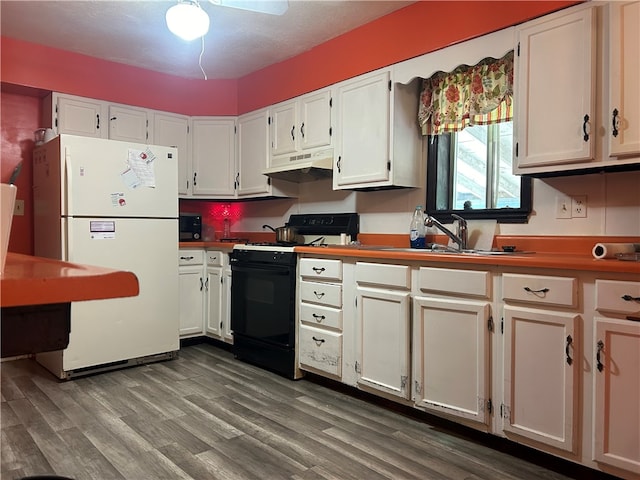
572, 195, 587, 218
13, 199, 24, 216
555, 195, 572, 219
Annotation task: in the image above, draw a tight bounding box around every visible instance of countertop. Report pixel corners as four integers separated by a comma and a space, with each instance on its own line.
180, 235, 640, 275
1, 253, 139, 308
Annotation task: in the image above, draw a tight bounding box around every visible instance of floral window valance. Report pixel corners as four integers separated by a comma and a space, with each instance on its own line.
418, 51, 514, 136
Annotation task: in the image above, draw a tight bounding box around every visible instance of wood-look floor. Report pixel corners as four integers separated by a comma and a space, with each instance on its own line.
0, 344, 597, 480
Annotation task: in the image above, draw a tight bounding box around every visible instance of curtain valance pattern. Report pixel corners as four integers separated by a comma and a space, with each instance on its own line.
418, 51, 514, 135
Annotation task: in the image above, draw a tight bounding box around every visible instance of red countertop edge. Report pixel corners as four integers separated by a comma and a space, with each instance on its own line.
1, 253, 140, 308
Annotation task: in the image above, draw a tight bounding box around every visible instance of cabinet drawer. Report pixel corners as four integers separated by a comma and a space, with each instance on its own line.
299, 258, 342, 280
300, 303, 342, 331
355, 262, 411, 290
503, 273, 577, 308
178, 249, 204, 265
205, 250, 224, 266
595, 279, 640, 315
299, 325, 342, 377
419, 267, 490, 298
300, 280, 342, 308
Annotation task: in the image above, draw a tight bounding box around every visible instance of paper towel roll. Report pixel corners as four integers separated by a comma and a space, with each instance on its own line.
592, 243, 640, 259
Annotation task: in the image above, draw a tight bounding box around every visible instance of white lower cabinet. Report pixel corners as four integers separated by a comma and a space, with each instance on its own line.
413, 267, 492, 429
178, 249, 205, 337
178, 248, 232, 343
355, 262, 411, 401
592, 279, 640, 476
501, 272, 580, 454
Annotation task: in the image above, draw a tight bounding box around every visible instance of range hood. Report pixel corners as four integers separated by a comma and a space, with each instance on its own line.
262, 149, 334, 183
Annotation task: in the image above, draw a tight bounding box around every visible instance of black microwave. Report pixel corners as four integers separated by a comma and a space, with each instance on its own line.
179, 213, 202, 241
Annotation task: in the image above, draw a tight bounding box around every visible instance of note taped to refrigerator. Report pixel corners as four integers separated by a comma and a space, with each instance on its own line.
126, 148, 156, 187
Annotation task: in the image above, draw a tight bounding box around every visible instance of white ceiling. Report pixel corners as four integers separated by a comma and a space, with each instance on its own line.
0, 0, 415, 80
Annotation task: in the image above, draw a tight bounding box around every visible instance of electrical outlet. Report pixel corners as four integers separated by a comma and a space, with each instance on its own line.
13, 199, 24, 216
572, 195, 587, 218
555, 195, 572, 219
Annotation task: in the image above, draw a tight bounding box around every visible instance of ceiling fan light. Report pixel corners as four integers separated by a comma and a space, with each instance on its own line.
166, 2, 210, 41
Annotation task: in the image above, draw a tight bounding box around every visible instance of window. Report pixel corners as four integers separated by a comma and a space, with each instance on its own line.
426, 123, 532, 223
419, 50, 531, 223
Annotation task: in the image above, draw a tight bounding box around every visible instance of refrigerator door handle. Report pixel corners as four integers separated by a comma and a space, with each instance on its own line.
64, 146, 73, 215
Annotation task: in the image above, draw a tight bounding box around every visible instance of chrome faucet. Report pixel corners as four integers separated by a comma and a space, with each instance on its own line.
424, 213, 468, 251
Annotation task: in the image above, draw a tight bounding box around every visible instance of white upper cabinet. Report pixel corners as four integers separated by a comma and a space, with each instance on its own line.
606, 1, 640, 159
271, 88, 333, 158
153, 112, 190, 196
334, 69, 422, 190
49, 93, 108, 138
514, 6, 596, 172
191, 117, 236, 197
108, 104, 149, 143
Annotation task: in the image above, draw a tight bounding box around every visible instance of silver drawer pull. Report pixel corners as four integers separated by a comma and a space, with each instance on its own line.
312, 267, 326, 274
524, 286, 549, 295
312, 336, 325, 346
312, 313, 326, 322
313, 291, 325, 299
621, 294, 640, 302
180, 256, 194, 261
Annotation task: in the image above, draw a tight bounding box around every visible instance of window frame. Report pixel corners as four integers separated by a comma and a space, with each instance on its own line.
425, 131, 532, 224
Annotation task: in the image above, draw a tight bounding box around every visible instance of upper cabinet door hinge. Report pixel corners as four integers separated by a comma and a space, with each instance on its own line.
400, 375, 408, 390
487, 398, 493, 414
355, 361, 361, 374
488, 316, 494, 332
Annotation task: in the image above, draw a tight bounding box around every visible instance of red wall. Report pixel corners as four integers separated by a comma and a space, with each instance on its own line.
1, 91, 38, 254
0, 0, 579, 254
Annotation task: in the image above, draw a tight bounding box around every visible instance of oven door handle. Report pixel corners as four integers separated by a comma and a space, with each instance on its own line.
231, 264, 293, 275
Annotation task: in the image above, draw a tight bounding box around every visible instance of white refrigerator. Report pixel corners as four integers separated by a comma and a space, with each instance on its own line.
33, 134, 179, 378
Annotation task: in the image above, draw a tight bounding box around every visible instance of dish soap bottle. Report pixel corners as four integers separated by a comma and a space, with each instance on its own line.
410, 205, 426, 249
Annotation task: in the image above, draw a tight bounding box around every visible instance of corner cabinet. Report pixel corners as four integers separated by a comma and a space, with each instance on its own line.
413, 266, 493, 429
514, 6, 596, 172
333, 69, 422, 190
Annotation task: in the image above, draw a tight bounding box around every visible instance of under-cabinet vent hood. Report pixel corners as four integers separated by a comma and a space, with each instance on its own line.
262, 149, 333, 183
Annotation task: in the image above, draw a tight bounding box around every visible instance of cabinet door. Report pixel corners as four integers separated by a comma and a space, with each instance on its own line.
300, 89, 332, 151
237, 109, 272, 197
608, 1, 640, 158
515, 7, 595, 170
413, 296, 491, 427
56, 95, 107, 138
205, 267, 223, 337
355, 286, 410, 400
502, 306, 579, 453
191, 118, 236, 197
108, 105, 148, 143
335, 71, 391, 188
271, 100, 297, 156
593, 318, 640, 475
154, 112, 190, 196
222, 268, 233, 342
178, 265, 205, 336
